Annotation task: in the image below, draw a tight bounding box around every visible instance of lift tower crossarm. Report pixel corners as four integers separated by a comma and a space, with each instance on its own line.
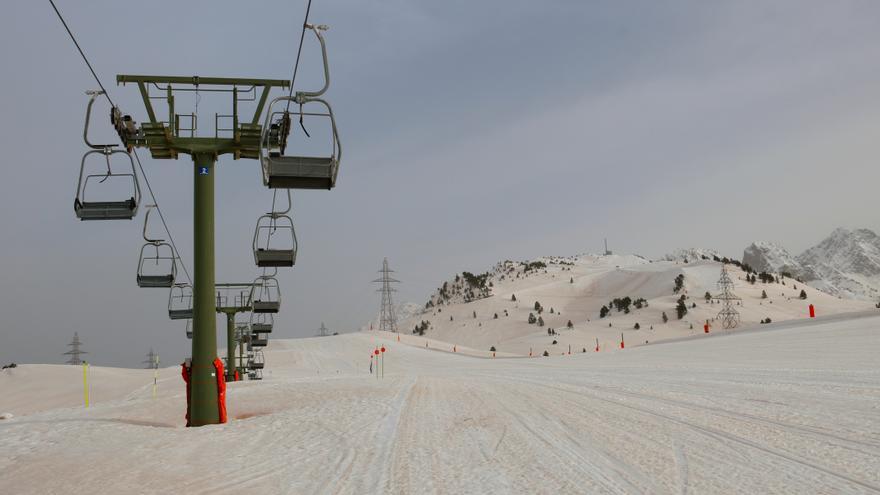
113, 75, 290, 160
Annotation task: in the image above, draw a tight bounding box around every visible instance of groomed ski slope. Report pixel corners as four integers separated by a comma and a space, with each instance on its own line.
1, 314, 879, 494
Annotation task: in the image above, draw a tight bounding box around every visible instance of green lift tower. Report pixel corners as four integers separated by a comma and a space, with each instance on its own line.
113, 76, 289, 425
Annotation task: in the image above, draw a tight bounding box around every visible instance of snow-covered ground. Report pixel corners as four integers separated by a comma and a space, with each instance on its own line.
1, 313, 879, 494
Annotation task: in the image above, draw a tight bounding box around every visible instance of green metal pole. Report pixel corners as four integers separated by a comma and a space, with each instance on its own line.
239, 334, 245, 376
190, 152, 219, 426
226, 312, 236, 382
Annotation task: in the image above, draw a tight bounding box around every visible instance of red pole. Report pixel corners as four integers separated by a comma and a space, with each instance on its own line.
809, 304, 815, 318
595, 337, 599, 352
620, 333, 624, 349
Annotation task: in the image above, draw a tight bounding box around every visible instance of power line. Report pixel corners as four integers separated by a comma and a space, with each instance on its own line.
285, 0, 314, 111
48, 0, 192, 285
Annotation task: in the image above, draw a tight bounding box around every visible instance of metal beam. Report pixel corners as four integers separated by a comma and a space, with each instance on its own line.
118, 74, 289, 88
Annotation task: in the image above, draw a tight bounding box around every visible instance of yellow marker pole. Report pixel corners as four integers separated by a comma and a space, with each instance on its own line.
82, 362, 89, 408
152, 354, 159, 399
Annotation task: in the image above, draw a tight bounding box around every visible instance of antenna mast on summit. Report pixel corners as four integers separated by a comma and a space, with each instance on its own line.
372, 258, 400, 333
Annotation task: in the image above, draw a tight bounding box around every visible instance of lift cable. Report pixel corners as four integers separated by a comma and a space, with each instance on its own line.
48, 0, 116, 108
48, 0, 193, 285
285, 0, 314, 112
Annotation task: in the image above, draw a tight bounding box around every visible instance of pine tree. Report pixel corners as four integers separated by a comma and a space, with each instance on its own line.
599, 305, 610, 318
662, 312, 669, 323
634, 323, 640, 330
676, 297, 688, 319
537, 316, 545, 327
528, 313, 537, 324
761, 290, 768, 299
511, 294, 516, 302
704, 291, 712, 302
567, 320, 573, 329
799, 289, 807, 300
673, 274, 685, 293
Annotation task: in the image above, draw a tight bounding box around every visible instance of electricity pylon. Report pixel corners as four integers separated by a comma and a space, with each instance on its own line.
715, 266, 741, 329
372, 258, 400, 333
143, 348, 159, 369
64, 332, 87, 365
316, 322, 330, 337
114, 76, 288, 426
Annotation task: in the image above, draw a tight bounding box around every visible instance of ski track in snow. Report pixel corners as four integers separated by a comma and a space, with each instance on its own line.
1, 315, 879, 494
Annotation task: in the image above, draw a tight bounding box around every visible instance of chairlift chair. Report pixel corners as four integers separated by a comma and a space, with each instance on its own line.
185, 320, 193, 339
248, 350, 265, 370
250, 273, 281, 313
250, 313, 274, 334
136, 206, 177, 288
168, 283, 194, 320
249, 369, 263, 380
260, 25, 341, 190
253, 191, 298, 267
74, 91, 142, 220
250, 332, 269, 348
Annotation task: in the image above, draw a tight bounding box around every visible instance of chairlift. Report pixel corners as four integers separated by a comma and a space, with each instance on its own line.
248, 350, 265, 370
260, 24, 341, 190
253, 190, 298, 267
168, 283, 194, 320
250, 271, 281, 313
136, 206, 177, 287
249, 369, 263, 381
74, 91, 141, 220
250, 313, 274, 334
250, 331, 269, 348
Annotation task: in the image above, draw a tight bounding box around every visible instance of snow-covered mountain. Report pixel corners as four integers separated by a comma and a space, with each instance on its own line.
741, 228, 880, 301
662, 248, 722, 263
742, 241, 807, 277
796, 228, 880, 300
388, 252, 872, 355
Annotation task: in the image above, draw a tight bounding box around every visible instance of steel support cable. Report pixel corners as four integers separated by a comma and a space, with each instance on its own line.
285, 0, 314, 112
48, 0, 193, 285
131, 148, 193, 284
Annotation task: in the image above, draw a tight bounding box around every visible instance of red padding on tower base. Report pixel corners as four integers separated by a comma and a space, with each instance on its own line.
181, 363, 192, 426
213, 358, 228, 423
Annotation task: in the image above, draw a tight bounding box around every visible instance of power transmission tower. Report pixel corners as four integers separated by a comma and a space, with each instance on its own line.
143, 348, 159, 369
715, 266, 741, 329
316, 322, 330, 337
372, 258, 400, 333
64, 332, 87, 365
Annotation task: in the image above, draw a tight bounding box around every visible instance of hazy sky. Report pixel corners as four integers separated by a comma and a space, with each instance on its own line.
1, 1, 879, 367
